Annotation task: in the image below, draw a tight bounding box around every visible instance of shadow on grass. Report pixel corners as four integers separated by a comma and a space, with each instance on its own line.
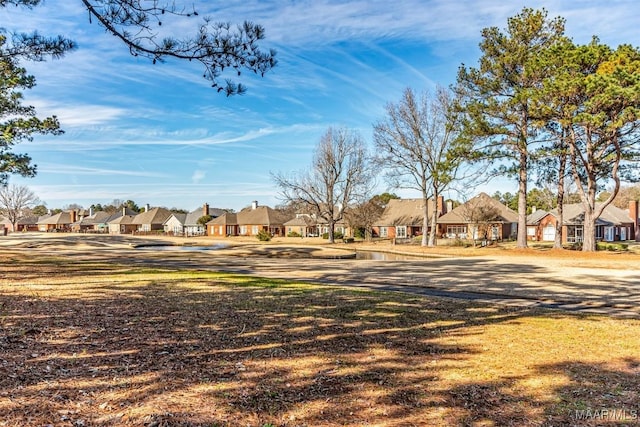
1, 259, 639, 426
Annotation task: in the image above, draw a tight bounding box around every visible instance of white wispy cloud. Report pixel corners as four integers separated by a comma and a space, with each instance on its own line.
191, 169, 206, 184
37, 164, 170, 178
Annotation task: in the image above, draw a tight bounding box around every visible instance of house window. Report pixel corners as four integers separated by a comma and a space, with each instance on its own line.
380, 227, 388, 238
447, 225, 466, 238
396, 226, 407, 238
567, 226, 583, 243
141, 224, 151, 232
491, 226, 499, 240
252, 225, 259, 235
527, 227, 536, 236
240, 226, 247, 235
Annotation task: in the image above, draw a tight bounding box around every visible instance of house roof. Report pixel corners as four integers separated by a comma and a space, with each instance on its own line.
17, 215, 43, 225
104, 207, 138, 224
77, 211, 112, 225
526, 209, 549, 225
237, 206, 289, 226
550, 203, 633, 226
284, 215, 317, 227
37, 211, 74, 225
207, 212, 238, 226
108, 215, 135, 225
183, 209, 205, 227
375, 198, 439, 226
438, 192, 518, 224
132, 207, 172, 225
164, 213, 188, 226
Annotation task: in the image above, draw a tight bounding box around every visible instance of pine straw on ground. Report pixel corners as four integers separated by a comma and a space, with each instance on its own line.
1, 253, 639, 426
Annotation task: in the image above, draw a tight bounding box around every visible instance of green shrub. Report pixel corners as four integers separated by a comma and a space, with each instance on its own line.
596, 242, 629, 252
257, 229, 271, 241
287, 231, 301, 237
321, 231, 344, 240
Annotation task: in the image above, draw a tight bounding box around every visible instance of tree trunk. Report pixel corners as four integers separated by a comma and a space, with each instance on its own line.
554, 148, 566, 249
428, 190, 438, 247
328, 219, 335, 243
421, 192, 429, 247
516, 151, 528, 248
582, 208, 596, 251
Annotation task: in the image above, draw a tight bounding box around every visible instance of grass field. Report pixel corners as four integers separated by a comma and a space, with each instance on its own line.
1, 251, 639, 426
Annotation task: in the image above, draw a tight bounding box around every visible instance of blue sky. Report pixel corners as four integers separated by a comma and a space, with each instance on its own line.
2, 1, 638, 212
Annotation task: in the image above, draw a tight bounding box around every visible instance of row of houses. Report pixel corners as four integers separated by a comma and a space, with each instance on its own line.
3, 203, 222, 236
371, 193, 640, 244
3, 194, 640, 244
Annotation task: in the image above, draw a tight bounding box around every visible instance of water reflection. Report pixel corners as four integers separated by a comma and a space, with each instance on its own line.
136, 244, 229, 251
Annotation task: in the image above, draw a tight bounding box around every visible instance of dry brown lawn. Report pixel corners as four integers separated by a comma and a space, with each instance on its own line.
1, 250, 639, 426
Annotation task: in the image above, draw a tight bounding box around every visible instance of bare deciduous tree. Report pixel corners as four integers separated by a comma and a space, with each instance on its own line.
273, 127, 371, 243
0, 183, 39, 232
373, 87, 467, 247
459, 199, 501, 245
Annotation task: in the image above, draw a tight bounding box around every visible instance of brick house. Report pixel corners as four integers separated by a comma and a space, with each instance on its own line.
527, 201, 638, 243
438, 193, 518, 241
372, 197, 446, 239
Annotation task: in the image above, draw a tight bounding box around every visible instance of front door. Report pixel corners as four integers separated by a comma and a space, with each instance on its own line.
542, 224, 555, 241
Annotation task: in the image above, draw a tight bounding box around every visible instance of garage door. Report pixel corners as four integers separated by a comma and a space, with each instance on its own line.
542, 224, 556, 241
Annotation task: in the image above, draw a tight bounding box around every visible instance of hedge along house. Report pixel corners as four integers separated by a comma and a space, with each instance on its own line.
372, 197, 446, 239
527, 201, 638, 244
437, 193, 518, 241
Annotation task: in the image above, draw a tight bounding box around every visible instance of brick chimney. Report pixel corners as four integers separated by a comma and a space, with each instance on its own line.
71, 210, 77, 223
437, 196, 445, 215
203, 203, 209, 217
630, 200, 639, 241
